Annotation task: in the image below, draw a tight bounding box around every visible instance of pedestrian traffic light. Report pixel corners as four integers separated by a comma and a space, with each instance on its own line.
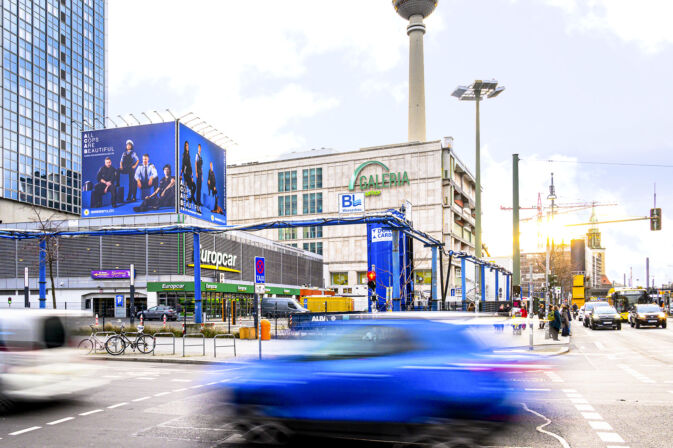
513, 285, 521, 297
650, 208, 662, 231
7, 297, 11, 305
367, 271, 376, 292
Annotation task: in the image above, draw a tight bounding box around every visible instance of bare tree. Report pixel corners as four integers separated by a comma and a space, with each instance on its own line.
31, 206, 64, 309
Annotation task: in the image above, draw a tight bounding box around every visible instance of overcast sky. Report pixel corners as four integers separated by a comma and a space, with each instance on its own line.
108, 0, 673, 286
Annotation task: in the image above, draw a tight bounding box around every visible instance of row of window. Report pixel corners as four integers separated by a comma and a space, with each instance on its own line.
278, 168, 323, 192
330, 270, 434, 286
283, 241, 323, 255
278, 226, 323, 241
278, 193, 323, 216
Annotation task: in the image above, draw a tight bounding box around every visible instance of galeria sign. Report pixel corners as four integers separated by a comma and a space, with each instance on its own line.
348, 161, 410, 191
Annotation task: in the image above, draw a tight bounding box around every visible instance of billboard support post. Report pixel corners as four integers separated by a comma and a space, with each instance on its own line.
24, 267, 30, 308
494, 269, 499, 301
392, 230, 400, 311
461, 257, 466, 306
194, 232, 202, 324
39, 239, 46, 308
431, 246, 438, 311
129, 264, 135, 324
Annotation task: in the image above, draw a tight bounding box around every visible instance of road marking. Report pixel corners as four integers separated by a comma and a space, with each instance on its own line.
9, 426, 41, 436
135, 377, 157, 380
581, 412, 603, 420
595, 341, 606, 350
562, 388, 576, 393
174, 388, 188, 392
79, 409, 103, 416
543, 371, 563, 383
171, 379, 191, 382
47, 417, 75, 426
189, 385, 204, 389
589, 421, 613, 430
570, 398, 588, 404
565, 393, 582, 398
154, 392, 170, 397
107, 402, 127, 409
575, 404, 595, 411
521, 403, 570, 448
206, 381, 218, 386
132, 396, 150, 402
597, 432, 624, 443
525, 388, 551, 391
618, 364, 654, 383
103, 375, 122, 379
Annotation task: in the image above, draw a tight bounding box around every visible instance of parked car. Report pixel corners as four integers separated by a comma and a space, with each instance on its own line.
589, 306, 621, 330
261, 297, 309, 318
629, 303, 667, 329
220, 319, 528, 446
578, 305, 585, 322
137, 305, 178, 321
582, 302, 612, 327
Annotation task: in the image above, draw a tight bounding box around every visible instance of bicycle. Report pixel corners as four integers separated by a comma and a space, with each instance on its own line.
77, 325, 112, 354
104, 324, 155, 355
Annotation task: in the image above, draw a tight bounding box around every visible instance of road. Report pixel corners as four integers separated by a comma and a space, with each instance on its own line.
1, 321, 672, 447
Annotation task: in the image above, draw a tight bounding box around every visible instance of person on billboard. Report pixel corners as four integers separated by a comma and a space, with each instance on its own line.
195, 144, 203, 206
180, 140, 196, 204
134, 153, 158, 200
119, 139, 139, 201
211, 186, 224, 214
133, 164, 175, 212
92, 157, 117, 208
207, 161, 216, 196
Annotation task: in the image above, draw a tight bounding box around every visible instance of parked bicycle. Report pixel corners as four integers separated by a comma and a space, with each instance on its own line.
105, 324, 155, 355
77, 324, 112, 354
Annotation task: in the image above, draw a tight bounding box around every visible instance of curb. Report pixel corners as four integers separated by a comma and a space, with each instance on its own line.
90, 355, 228, 365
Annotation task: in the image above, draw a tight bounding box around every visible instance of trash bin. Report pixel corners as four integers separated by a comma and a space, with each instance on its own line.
261, 319, 271, 340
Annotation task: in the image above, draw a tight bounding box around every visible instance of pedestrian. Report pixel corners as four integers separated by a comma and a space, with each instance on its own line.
550, 305, 561, 341
561, 304, 571, 337
521, 305, 528, 318
538, 305, 545, 329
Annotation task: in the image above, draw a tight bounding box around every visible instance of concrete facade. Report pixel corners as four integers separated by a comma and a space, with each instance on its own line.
227, 139, 477, 300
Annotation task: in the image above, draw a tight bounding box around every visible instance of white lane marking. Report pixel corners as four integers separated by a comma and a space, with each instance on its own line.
154, 392, 170, 397
47, 417, 75, 426
135, 377, 157, 380
189, 385, 204, 389
575, 404, 595, 411
543, 371, 564, 383
565, 393, 582, 398
594, 341, 606, 350
562, 388, 576, 393
521, 403, 571, 448
525, 388, 551, 391
206, 381, 218, 386
103, 375, 122, 379
618, 364, 654, 383
9, 426, 41, 436
597, 432, 625, 443
107, 402, 128, 409
570, 398, 588, 404
171, 379, 191, 382
607, 446, 630, 448
589, 421, 613, 430
581, 412, 603, 420
173, 388, 188, 392
132, 396, 150, 402
79, 409, 103, 416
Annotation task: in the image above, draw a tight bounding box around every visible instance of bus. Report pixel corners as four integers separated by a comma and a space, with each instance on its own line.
606, 287, 652, 320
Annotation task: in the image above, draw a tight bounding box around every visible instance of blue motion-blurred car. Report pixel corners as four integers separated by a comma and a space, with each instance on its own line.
222, 319, 526, 446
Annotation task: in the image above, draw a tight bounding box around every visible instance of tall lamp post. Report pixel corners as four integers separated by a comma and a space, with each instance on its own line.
452, 80, 504, 298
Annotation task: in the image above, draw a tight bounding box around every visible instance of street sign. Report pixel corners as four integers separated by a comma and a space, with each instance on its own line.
114, 294, 125, 318
338, 193, 365, 214
115, 295, 124, 307
254, 257, 265, 284
255, 284, 265, 294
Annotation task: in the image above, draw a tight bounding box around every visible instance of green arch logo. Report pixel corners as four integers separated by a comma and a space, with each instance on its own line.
348, 161, 389, 190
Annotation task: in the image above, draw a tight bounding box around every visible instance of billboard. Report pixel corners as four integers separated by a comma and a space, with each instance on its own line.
178, 123, 227, 225
338, 193, 365, 214
81, 123, 176, 218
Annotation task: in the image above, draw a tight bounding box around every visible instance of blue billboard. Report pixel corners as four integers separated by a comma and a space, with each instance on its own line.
178, 123, 227, 225
81, 123, 176, 218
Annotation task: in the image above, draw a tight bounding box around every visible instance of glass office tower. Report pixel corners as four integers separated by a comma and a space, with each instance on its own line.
1, 0, 105, 215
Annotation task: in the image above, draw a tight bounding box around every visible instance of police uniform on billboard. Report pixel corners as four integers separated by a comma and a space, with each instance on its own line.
119, 139, 139, 201
133, 164, 175, 212
180, 141, 196, 204
195, 144, 203, 206
93, 157, 117, 208
134, 153, 158, 199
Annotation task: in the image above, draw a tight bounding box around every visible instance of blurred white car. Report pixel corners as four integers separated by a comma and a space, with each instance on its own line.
0, 310, 107, 404
578, 305, 585, 321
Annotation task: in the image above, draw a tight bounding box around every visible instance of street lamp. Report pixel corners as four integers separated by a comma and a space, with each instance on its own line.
452, 79, 504, 298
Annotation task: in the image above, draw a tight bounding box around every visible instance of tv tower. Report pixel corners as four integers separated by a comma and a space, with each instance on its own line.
392, 0, 438, 142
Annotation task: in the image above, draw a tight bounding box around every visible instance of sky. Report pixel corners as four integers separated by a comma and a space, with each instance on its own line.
107, 0, 673, 287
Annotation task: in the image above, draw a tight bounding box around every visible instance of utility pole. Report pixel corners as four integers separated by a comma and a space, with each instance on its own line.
513, 154, 520, 290
646, 257, 650, 291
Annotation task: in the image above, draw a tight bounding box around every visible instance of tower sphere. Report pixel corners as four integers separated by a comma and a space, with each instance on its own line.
392, 0, 437, 20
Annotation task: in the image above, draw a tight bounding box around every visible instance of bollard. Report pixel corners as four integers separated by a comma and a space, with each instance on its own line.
95, 313, 99, 327
163, 314, 167, 327
140, 314, 144, 326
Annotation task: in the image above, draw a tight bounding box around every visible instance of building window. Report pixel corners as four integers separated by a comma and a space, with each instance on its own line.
302, 192, 323, 214
331, 272, 348, 285
278, 228, 297, 240
415, 270, 432, 284
302, 167, 322, 190
303, 225, 323, 239
278, 195, 297, 216
303, 241, 323, 255
277, 170, 297, 192
357, 272, 368, 284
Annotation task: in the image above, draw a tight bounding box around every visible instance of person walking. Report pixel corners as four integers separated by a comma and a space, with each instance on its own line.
550, 305, 561, 341
561, 304, 571, 337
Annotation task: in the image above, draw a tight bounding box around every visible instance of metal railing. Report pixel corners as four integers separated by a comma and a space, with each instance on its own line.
182, 333, 205, 357
214, 334, 236, 358
153, 332, 175, 355
92, 331, 115, 354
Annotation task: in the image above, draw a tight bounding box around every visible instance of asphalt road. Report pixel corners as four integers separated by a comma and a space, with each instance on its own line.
1, 321, 672, 447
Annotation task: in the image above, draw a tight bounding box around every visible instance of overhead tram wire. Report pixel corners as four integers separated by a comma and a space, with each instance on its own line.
535, 159, 673, 169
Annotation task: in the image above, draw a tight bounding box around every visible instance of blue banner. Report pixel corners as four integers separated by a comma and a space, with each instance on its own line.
177, 124, 227, 225
81, 123, 176, 218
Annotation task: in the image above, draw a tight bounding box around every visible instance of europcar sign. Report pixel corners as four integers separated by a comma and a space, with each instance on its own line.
348, 161, 410, 194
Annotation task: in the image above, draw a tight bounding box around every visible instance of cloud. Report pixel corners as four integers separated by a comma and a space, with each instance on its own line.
545, 0, 673, 53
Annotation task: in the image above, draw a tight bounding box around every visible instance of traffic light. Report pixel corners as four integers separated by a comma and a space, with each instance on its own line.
367, 271, 376, 292
651, 208, 662, 231
513, 285, 521, 297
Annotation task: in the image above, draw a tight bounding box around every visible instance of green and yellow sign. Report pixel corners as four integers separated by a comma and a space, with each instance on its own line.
348, 161, 410, 194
